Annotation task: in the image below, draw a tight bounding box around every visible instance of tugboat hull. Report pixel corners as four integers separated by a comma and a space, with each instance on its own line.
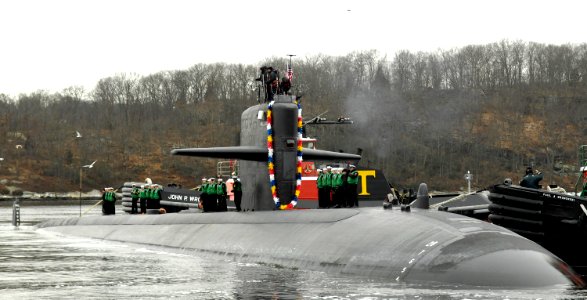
488, 184, 587, 276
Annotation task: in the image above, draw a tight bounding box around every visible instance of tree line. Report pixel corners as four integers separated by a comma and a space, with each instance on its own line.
0, 40, 586, 193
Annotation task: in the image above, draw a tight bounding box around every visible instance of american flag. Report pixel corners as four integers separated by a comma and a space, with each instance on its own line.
287, 64, 293, 83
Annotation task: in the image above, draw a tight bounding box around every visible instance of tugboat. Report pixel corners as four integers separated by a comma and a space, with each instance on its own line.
488, 145, 587, 276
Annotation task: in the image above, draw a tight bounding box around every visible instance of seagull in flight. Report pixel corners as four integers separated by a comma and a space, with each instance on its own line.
83, 160, 97, 168
76, 131, 82, 138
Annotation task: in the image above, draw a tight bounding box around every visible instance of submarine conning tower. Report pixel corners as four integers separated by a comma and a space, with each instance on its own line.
240, 94, 299, 211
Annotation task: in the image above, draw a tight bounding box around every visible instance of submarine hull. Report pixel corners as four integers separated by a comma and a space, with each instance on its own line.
37, 207, 580, 287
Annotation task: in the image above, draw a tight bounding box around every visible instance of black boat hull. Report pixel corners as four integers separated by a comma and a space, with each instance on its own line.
488, 184, 587, 275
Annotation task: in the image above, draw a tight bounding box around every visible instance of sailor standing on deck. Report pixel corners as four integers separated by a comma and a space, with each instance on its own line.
150, 184, 162, 210
232, 174, 243, 212
279, 76, 291, 95
102, 187, 116, 215
197, 178, 207, 210
145, 184, 153, 209
217, 178, 228, 212
130, 184, 140, 214
139, 185, 147, 214
331, 169, 343, 208
255, 66, 269, 102
316, 169, 325, 208
340, 168, 350, 207
201, 178, 212, 212
206, 178, 217, 212
196, 178, 207, 191
266, 67, 279, 101
324, 166, 333, 207
347, 165, 359, 207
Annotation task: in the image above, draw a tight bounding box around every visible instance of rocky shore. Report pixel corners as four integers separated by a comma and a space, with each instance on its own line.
0, 190, 105, 206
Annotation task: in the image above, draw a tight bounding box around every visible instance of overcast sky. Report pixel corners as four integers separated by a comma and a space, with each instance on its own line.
1, 0, 585, 96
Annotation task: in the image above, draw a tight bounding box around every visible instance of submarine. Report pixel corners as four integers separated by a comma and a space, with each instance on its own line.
37, 63, 584, 288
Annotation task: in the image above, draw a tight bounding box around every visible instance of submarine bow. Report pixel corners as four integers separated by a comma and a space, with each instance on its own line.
37, 207, 582, 288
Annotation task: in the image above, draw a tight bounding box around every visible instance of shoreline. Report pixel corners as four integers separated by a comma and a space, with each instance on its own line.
0, 197, 101, 207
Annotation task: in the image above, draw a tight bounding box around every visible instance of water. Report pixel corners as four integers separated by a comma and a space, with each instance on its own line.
1, 205, 587, 299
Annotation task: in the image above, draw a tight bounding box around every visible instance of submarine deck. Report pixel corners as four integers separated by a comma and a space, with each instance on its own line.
37, 207, 578, 287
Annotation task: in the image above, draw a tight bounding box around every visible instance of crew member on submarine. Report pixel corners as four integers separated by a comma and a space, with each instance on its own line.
231, 173, 243, 212
347, 164, 359, 207
206, 178, 217, 212
217, 177, 228, 211
101, 187, 117, 215
197, 177, 207, 210
316, 168, 326, 208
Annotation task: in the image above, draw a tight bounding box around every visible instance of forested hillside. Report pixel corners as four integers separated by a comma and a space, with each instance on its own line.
1, 40, 586, 194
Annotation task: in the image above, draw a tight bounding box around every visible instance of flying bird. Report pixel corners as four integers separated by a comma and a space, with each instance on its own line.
76, 131, 82, 138
83, 160, 97, 168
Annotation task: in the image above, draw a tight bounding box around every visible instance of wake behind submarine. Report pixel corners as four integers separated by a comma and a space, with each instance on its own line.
38, 64, 583, 288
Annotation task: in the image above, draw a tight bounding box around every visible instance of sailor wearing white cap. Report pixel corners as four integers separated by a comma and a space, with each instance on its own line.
323, 166, 333, 207
101, 186, 117, 215
203, 178, 217, 212
197, 178, 208, 210
232, 173, 243, 212
316, 168, 326, 208
217, 178, 228, 211
347, 164, 359, 207
197, 178, 207, 191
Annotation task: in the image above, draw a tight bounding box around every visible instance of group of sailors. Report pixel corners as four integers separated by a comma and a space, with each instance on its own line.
256, 66, 291, 102
384, 186, 417, 209
129, 184, 163, 214
196, 174, 242, 212
101, 187, 117, 215
316, 165, 359, 208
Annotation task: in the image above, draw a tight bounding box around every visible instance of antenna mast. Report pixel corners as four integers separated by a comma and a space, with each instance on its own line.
287, 54, 296, 83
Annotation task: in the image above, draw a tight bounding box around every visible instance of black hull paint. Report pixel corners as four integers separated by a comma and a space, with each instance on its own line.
488, 184, 587, 276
